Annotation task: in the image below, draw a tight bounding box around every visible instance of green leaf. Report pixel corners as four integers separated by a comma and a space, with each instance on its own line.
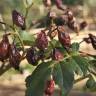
67, 58, 83, 75
72, 55, 90, 75
71, 42, 79, 53
25, 60, 74, 96
53, 61, 74, 96
89, 59, 96, 69
20, 31, 35, 45
25, 61, 53, 96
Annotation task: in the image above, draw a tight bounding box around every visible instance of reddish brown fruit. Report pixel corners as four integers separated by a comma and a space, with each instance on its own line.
9, 43, 21, 70
45, 80, 55, 96
58, 27, 71, 50
35, 30, 48, 50
52, 48, 63, 61
12, 10, 26, 30
0, 34, 10, 62
26, 47, 39, 66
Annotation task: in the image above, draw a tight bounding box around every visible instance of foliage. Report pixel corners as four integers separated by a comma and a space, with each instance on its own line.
0, 0, 96, 96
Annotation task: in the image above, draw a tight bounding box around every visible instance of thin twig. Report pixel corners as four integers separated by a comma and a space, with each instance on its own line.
0, 21, 14, 30
0, 64, 11, 76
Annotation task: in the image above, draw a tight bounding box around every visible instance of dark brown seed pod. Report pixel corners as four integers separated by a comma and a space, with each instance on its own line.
35, 30, 48, 50
26, 47, 39, 66
83, 38, 91, 44
52, 48, 63, 61
0, 34, 10, 62
58, 27, 71, 50
12, 10, 26, 30
88, 34, 96, 50
9, 43, 21, 70
44, 79, 55, 96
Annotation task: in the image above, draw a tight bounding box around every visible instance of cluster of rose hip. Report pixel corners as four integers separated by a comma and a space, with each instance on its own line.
0, 10, 26, 70
0, 33, 21, 70
0, 1, 96, 96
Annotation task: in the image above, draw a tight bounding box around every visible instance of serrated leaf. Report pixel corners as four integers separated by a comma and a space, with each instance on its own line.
25, 60, 74, 96
72, 55, 90, 75
67, 58, 83, 75
25, 61, 53, 96
53, 61, 74, 96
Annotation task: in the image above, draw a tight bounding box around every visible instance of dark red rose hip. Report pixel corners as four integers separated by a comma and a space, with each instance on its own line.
12, 10, 26, 30
0, 34, 10, 62
45, 79, 55, 96
26, 47, 39, 66
58, 27, 71, 50
35, 30, 48, 50
52, 48, 63, 61
9, 43, 21, 70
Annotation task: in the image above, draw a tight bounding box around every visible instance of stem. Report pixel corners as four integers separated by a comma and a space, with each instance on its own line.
25, 2, 33, 20
0, 21, 14, 30
0, 64, 11, 76
7, 31, 25, 58
79, 40, 84, 45
0, 14, 6, 32
74, 74, 91, 84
